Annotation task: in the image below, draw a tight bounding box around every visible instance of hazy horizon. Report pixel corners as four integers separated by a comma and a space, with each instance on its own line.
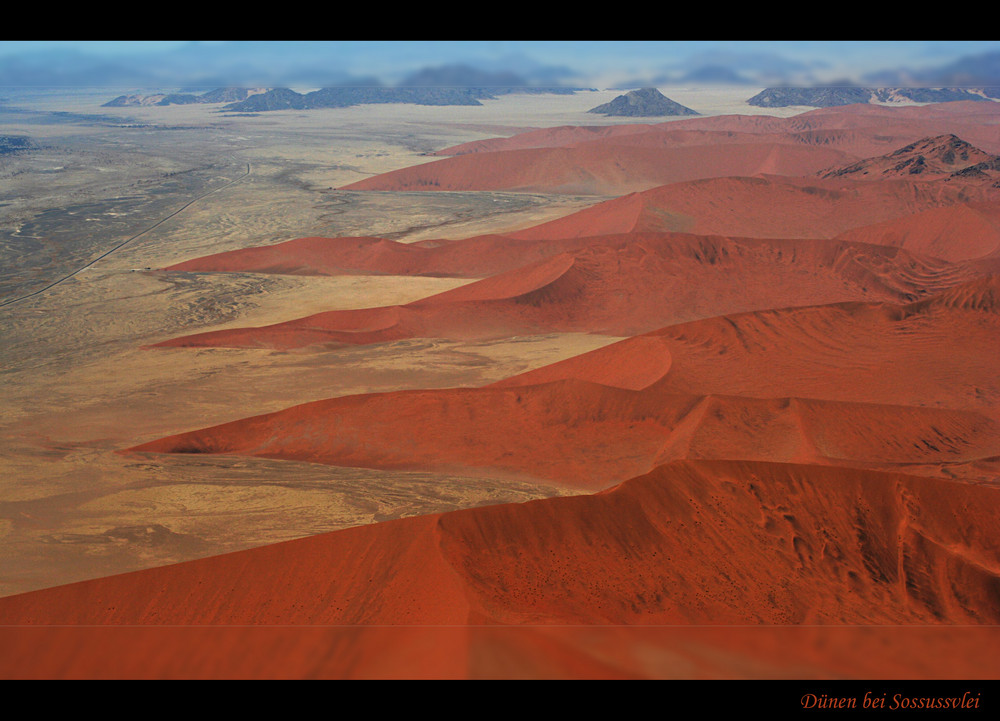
1, 40, 999, 90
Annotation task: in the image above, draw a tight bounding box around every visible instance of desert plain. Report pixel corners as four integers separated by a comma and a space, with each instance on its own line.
2, 86, 1000, 679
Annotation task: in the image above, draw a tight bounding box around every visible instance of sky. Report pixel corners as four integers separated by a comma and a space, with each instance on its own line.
1, 41, 998, 89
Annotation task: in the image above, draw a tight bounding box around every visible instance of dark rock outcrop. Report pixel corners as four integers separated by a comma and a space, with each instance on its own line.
749, 86, 995, 108
588, 88, 699, 117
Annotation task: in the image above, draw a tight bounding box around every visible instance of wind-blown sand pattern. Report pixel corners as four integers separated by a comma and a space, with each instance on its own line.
4, 95, 1000, 679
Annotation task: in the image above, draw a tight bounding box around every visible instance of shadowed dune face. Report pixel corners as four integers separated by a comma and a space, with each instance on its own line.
643, 276, 1000, 417
148, 233, 996, 351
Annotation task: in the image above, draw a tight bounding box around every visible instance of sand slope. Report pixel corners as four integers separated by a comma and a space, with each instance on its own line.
2, 624, 997, 679
5, 459, 999, 626
436, 101, 1000, 157
133, 278, 1000, 487
160, 232, 606, 279
125, 383, 1000, 489
510, 175, 1000, 241
149, 233, 996, 350
835, 202, 1000, 262
347, 102, 1000, 195
514, 275, 1000, 418
342, 142, 853, 195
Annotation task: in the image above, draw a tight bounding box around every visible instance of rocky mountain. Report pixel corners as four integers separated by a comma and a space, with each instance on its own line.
748, 86, 995, 108
102, 87, 269, 107
950, 155, 1000, 184
588, 88, 699, 117
103, 94, 169, 107
222, 83, 585, 112
197, 87, 268, 103
883, 87, 996, 103
819, 134, 1000, 181
103, 69, 587, 113
221, 87, 308, 111
223, 86, 487, 111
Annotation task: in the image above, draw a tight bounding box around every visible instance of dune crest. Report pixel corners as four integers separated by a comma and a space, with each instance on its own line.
149, 233, 994, 351
510, 174, 1000, 241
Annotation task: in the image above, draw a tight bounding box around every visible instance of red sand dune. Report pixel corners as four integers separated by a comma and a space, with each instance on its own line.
441, 126, 890, 157
5, 459, 1000, 628
124, 382, 1000, 489
510, 175, 1000, 241
341, 141, 854, 195
133, 277, 1000, 487
655, 101, 1000, 155
512, 274, 1000, 419
434, 122, 664, 155
4, 625, 998, 679
795, 101, 1000, 146
343, 102, 1000, 197
163, 149, 1000, 283
160, 232, 607, 279
436, 102, 1000, 158
148, 233, 993, 351
165, 235, 434, 276
835, 202, 1000, 262
3, 459, 999, 677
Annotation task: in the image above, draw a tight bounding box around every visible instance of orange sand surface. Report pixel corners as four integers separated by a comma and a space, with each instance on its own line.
2, 460, 999, 678
131, 277, 1000, 488
150, 233, 999, 350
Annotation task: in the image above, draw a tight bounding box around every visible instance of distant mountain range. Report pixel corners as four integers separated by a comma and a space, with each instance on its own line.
226, 86, 492, 111
226, 85, 586, 112
588, 88, 699, 117
103, 87, 270, 107
748, 86, 999, 107
101, 65, 593, 111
